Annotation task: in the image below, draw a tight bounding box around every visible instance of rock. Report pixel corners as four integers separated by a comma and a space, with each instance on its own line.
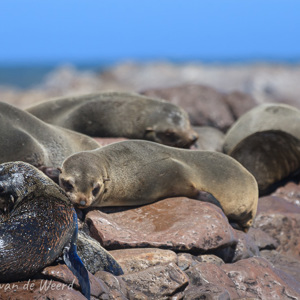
184, 262, 239, 298
272, 181, 300, 207
223, 90, 257, 119
261, 250, 300, 284
77, 231, 123, 275
231, 229, 260, 262
109, 248, 177, 274
191, 126, 224, 151
118, 262, 188, 299
94, 271, 128, 300
141, 84, 235, 131
177, 253, 224, 272
247, 227, 279, 250
254, 196, 300, 260
0, 279, 86, 300
221, 257, 300, 298
183, 284, 231, 300
41, 264, 110, 298
86, 198, 237, 254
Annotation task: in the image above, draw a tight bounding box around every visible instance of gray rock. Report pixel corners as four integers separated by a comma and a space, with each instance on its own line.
77, 231, 123, 275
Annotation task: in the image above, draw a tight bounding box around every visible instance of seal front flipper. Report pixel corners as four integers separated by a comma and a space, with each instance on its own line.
63, 211, 90, 300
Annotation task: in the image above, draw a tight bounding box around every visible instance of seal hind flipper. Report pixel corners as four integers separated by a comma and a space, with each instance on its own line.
63, 211, 90, 300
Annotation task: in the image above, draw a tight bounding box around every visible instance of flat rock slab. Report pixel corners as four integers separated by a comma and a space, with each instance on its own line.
109, 248, 178, 274
86, 197, 237, 253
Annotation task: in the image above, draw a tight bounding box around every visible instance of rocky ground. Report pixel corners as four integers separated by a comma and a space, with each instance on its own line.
1, 62, 300, 299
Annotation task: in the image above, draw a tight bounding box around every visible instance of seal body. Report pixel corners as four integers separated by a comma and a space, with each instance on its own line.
59, 140, 258, 231
0, 162, 75, 282
0, 102, 99, 168
224, 103, 300, 193
26, 92, 198, 148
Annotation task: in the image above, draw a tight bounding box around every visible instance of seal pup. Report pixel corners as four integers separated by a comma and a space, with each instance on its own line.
26, 92, 198, 148
59, 140, 258, 231
0, 162, 90, 299
0, 101, 100, 168
223, 103, 300, 194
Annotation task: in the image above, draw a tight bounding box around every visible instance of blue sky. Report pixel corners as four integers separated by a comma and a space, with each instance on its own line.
0, 0, 299, 64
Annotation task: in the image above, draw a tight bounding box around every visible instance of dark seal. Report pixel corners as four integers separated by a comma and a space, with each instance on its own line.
0, 162, 90, 299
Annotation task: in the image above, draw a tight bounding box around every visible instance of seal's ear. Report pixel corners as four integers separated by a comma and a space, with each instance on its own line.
57, 167, 62, 174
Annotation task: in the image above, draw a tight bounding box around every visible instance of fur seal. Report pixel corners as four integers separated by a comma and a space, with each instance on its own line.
223, 103, 300, 194
0, 101, 99, 168
0, 162, 90, 298
59, 140, 258, 231
26, 92, 198, 148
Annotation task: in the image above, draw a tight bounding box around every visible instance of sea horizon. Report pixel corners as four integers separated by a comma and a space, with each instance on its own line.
1, 57, 300, 89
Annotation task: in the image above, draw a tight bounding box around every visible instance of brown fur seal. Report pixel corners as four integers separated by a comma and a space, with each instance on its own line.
0, 101, 99, 168
59, 140, 258, 231
224, 103, 300, 194
26, 92, 198, 148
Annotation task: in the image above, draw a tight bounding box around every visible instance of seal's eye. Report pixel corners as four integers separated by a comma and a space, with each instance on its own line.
92, 184, 100, 197
62, 179, 74, 192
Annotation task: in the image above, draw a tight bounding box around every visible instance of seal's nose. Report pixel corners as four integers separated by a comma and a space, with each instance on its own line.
79, 200, 86, 206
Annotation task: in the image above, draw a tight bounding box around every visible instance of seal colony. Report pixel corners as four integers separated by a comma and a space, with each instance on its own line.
0, 102, 100, 168
26, 92, 198, 148
0, 162, 90, 298
59, 140, 258, 231
223, 103, 300, 194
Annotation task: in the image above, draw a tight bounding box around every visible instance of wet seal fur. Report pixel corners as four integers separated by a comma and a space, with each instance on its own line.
59, 140, 258, 231
223, 103, 300, 194
26, 92, 198, 148
0, 162, 90, 298
0, 101, 99, 168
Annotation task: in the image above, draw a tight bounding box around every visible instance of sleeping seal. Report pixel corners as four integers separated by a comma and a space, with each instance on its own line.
224, 103, 300, 194
26, 92, 198, 148
0, 101, 99, 168
59, 140, 258, 231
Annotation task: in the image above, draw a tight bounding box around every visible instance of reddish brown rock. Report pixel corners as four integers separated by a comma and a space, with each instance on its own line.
272, 181, 300, 207
261, 250, 300, 284
118, 262, 188, 299
223, 90, 257, 119
254, 196, 300, 260
109, 248, 177, 274
247, 227, 279, 250
141, 84, 235, 130
184, 262, 239, 298
41, 264, 110, 298
86, 198, 237, 253
221, 257, 300, 298
0, 279, 86, 300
